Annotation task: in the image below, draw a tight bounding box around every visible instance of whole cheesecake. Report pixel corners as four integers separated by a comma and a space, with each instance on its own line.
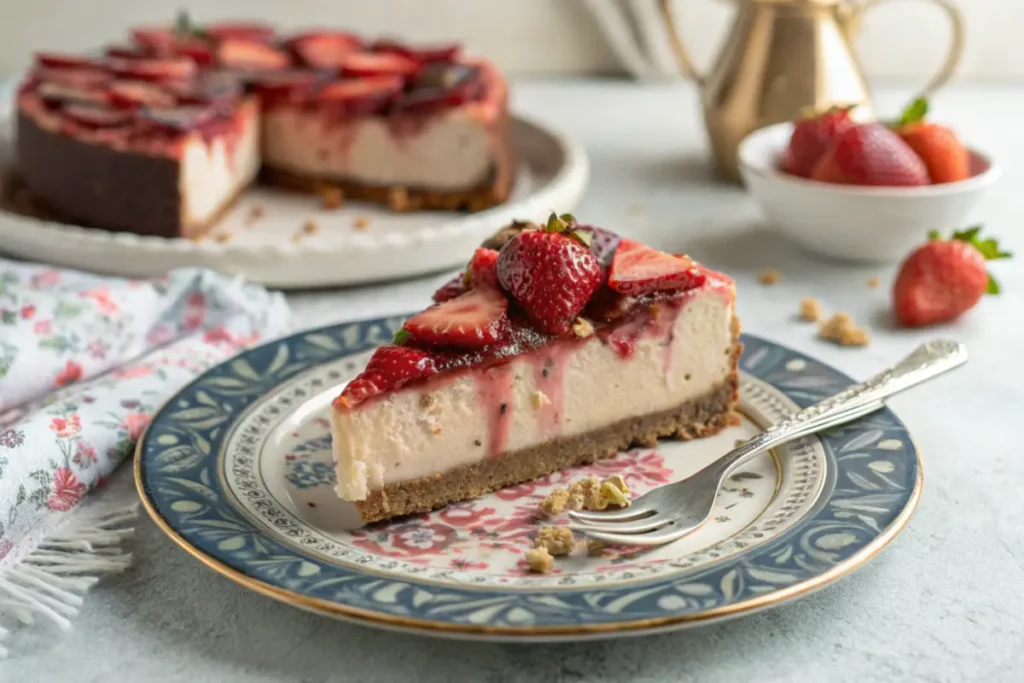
331, 216, 741, 523
13, 15, 515, 238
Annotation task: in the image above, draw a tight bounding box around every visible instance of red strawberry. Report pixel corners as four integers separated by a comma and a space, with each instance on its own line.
316, 76, 403, 116
371, 40, 462, 64
107, 80, 177, 109
893, 226, 1011, 327
36, 66, 110, 89
403, 287, 508, 347
217, 39, 291, 71
34, 53, 100, 70
62, 104, 133, 129
335, 345, 438, 408
811, 123, 930, 186
497, 213, 602, 335
466, 248, 499, 289
781, 105, 855, 178
108, 57, 197, 82
339, 52, 419, 77
608, 239, 706, 295
289, 32, 363, 69
250, 70, 322, 105
205, 22, 276, 43
890, 96, 970, 184
105, 45, 151, 61
432, 274, 466, 303
392, 64, 484, 114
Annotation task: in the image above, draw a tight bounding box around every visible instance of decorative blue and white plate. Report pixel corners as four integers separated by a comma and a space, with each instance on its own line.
136, 316, 922, 641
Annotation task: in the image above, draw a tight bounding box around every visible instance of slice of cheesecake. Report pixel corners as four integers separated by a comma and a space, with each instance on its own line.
331, 216, 741, 523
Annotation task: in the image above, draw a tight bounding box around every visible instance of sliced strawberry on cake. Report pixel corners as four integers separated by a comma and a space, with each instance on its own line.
331, 215, 741, 523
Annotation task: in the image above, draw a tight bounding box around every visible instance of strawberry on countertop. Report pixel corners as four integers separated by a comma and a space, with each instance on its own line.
811, 122, 930, 186
497, 213, 602, 335
892, 97, 970, 185
781, 105, 855, 178
893, 226, 1011, 327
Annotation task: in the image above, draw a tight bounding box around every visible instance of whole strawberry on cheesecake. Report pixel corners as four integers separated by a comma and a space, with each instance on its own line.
331, 214, 741, 523
14, 12, 513, 238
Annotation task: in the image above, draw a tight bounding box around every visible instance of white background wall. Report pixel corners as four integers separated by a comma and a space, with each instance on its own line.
0, 0, 1020, 82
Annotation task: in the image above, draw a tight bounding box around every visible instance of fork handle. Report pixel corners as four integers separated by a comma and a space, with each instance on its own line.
709, 339, 968, 480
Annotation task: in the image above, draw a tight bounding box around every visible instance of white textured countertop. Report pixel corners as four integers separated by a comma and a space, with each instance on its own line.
5, 79, 1024, 682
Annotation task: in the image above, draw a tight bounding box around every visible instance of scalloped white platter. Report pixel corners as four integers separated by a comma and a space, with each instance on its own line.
0, 81, 588, 289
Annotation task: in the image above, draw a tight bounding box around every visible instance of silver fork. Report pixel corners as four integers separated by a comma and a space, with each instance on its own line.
569, 339, 968, 547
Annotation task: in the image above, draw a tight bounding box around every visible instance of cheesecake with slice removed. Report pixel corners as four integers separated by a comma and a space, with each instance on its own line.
331, 215, 741, 523
12, 14, 515, 238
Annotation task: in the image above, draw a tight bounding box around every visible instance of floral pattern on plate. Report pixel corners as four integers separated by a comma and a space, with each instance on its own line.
138, 319, 921, 638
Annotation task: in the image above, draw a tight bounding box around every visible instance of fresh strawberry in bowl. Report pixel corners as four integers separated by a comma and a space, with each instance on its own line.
737, 99, 1001, 263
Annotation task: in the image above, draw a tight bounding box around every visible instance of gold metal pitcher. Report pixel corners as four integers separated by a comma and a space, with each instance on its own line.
657, 0, 965, 180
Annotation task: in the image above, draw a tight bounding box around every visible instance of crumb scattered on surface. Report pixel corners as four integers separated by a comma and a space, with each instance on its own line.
759, 269, 780, 286
568, 477, 603, 511
585, 540, 605, 557
213, 232, 231, 244
868, 276, 880, 288
388, 186, 409, 212
598, 475, 631, 508
799, 297, 822, 322
572, 317, 594, 339
245, 205, 264, 226
319, 186, 344, 210
536, 526, 575, 556
531, 390, 551, 410
539, 488, 570, 516
302, 220, 318, 235
353, 216, 371, 230
525, 547, 553, 573
819, 313, 871, 347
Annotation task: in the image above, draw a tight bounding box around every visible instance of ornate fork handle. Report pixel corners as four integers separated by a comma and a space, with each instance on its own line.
711, 339, 968, 480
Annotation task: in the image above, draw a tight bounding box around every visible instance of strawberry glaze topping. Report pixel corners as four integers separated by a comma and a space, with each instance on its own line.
17, 11, 490, 156
334, 217, 731, 413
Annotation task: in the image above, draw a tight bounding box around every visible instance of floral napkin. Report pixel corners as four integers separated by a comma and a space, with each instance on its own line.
0, 259, 290, 653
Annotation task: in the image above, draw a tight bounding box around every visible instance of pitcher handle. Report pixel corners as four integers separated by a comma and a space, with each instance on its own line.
656, 0, 707, 86
843, 0, 965, 96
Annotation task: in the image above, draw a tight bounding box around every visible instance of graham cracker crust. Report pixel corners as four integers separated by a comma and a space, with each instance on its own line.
355, 376, 740, 524
259, 163, 514, 214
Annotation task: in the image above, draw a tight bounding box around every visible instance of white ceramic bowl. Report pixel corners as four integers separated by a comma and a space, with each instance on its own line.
737, 122, 1001, 264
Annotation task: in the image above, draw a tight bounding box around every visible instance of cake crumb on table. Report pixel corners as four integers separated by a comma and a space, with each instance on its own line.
568, 478, 603, 510
539, 488, 570, 516
536, 526, 575, 556
302, 220, 318, 235
319, 186, 344, 210
799, 297, 822, 322
245, 205, 264, 226
525, 547, 553, 573
353, 216, 371, 230
759, 269, 780, 285
819, 313, 871, 347
868, 276, 880, 288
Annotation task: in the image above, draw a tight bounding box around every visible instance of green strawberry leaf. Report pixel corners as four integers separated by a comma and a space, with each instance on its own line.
937, 224, 1012, 296
570, 228, 594, 248
897, 97, 929, 127
392, 329, 411, 345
